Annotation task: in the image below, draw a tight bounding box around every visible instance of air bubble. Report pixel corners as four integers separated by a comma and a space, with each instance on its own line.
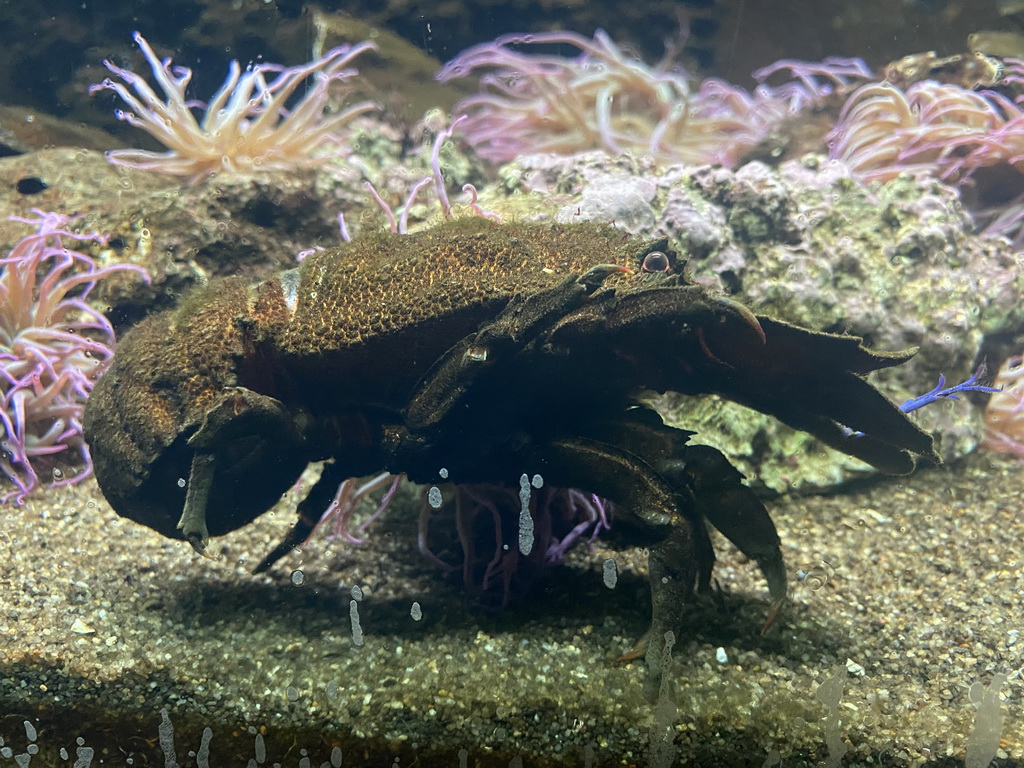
350, 584, 363, 601
254, 733, 266, 763
518, 474, 534, 555
286, 685, 299, 701
439, 467, 449, 479
427, 486, 443, 509
800, 560, 836, 591
290, 570, 305, 586
177, 478, 186, 488
350, 599, 364, 647
410, 601, 423, 621
603, 558, 618, 588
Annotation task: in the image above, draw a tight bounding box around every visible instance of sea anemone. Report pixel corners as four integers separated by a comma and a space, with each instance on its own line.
90, 32, 379, 183
828, 80, 1012, 184
437, 29, 870, 167
1, 211, 150, 503
983, 354, 1024, 456
418, 481, 613, 605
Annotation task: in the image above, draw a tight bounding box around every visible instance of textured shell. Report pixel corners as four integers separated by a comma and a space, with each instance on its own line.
83, 218, 667, 504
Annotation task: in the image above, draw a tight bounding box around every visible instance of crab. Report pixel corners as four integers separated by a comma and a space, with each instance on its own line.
82, 217, 936, 675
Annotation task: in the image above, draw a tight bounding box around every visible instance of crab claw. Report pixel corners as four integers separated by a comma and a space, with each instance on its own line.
714, 295, 766, 345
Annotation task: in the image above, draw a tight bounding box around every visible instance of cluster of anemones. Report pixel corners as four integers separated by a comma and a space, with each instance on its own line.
436, 30, 871, 168
828, 63, 1024, 238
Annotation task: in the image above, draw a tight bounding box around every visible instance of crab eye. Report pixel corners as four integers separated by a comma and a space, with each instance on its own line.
641, 250, 671, 273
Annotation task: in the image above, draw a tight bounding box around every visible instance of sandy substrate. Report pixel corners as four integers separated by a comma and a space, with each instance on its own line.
0, 451, 1021, 767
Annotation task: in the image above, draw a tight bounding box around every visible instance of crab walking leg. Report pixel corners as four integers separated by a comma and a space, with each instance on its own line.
682, 444, 787, 632
177, 386, 314, 553
578, 408, 786, 642
178, 451, 216, 553
512, 435, 709, 687
254, 460, 352, 573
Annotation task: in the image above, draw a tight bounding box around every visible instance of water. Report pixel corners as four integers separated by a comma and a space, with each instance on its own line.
1, 1, 1022, 765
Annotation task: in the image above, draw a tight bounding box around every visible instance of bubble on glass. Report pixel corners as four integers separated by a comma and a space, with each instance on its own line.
350, 599, 364, 647
410, 601, 423, 621
531, 473, 543, 489
327, 680, 339, 700
158, 710, 176, 766
27, 744, 38, 755
60, 748, 69, 761
52, 467, 64, 481
331, 746, 344, 767
427, 486, 443, 509
517, 473, 535, 555
177, 477, 186, 488
602, 557, 618, 589
439, 467, 449, 479
798, 560, 835, 591
197, 728, 213, 768
286, 685, 299, 701
350, 584, 363, 601
254, 732, 266, 763
290, 570, 305, 586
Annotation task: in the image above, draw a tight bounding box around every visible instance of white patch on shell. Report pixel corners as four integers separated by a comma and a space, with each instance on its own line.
279, 268, 301, 314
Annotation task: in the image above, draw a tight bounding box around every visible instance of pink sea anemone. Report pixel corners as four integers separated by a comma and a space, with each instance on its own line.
825, 59, 1024, 249
983, 354, 1024, 456
828, 79, 1014, 184
90, 32, 379, 183
438, 30, 871, 168
418, 482, 613, 605
1, 211, 150, 503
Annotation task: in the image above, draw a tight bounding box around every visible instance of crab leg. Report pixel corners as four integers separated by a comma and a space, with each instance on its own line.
177, 450, 216, 554
681, 444, 787, 633
517, 434, 706, 688
580, 408, 788, 636
177, 386, 312, 554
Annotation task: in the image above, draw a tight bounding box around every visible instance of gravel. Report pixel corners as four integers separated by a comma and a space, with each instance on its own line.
0, 452, 1021, 767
